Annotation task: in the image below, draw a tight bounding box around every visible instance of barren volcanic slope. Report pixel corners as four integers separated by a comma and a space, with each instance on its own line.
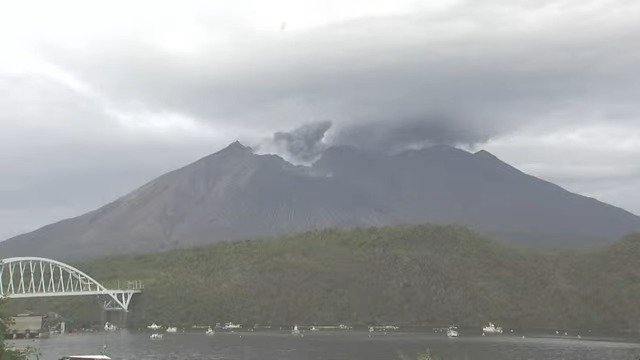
2, 141, 640, 259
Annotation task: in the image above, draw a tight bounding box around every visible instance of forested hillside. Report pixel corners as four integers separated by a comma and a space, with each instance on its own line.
8, 224, 640, 333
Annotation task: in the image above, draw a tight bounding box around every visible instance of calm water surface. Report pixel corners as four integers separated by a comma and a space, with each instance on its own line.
10, 330, 640, 360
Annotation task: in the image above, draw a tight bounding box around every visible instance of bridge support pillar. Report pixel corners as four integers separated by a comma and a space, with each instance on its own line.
120, 311, 128, 327
101, 308, 106, 326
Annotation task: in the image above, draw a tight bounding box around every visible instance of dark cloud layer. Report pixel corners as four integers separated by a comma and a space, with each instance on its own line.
44, 1, 640, 154
333, 119, 492, 154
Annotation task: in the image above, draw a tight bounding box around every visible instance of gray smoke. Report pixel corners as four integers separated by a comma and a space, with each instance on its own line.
272, 121, 333, 162
270, 118, 490, 159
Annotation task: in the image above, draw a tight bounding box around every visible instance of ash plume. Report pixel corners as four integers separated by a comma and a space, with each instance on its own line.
272, 121, 333, 162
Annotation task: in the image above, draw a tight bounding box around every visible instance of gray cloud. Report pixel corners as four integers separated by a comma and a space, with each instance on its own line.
41, 0, 640, 156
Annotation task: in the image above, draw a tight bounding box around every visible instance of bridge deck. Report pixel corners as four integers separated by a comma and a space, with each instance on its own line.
7, 289, 142, 298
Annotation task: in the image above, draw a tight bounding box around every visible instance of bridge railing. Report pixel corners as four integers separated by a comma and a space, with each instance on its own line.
108, 280, 144, 291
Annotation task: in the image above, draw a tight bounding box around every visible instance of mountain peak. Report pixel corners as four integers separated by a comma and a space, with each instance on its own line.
474, 149, 499, 160
205, 141, 255, 160
473, 149, 515, 171
221, 140, 252, 153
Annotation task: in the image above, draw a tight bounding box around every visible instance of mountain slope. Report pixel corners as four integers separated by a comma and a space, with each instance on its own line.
0, 142, 391, 259
1, 141, 639, 259
317, 145, 640, 245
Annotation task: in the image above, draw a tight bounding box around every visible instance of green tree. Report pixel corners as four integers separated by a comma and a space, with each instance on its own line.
1, 295, 29, 359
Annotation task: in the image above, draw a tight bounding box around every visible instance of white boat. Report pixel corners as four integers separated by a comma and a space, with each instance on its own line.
222, 322, 242, 330
291, 325, 301, 335
60, 356, 111, 360
482, 322, 503, 335
338, 324, 351, 330
310, 326, 319, 331
147, 323, 162, 330
165, 327, 178, 333
150, 333, 163, 340
381, 325, 399, 331
372, 325, 399, 331
205, 327, 215, 336
446, 326, 459, 338
103, 322, 117, 332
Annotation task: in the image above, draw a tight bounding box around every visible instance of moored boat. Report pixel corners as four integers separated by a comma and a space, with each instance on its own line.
371, 325, 400, 331
446, 325, 459, 338
482, 322, 503, 335
222, 322, 242, 330
165, 327, 178, 333
291, 325, 301, 336
205, 327, 215, 336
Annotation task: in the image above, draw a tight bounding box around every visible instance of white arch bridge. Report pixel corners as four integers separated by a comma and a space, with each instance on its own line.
0, 257, 142, 311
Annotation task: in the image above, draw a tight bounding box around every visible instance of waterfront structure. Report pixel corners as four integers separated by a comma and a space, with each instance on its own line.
0, 257, 142, 311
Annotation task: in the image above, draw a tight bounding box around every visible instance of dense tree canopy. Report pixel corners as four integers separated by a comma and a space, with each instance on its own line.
7, 224, 640, 334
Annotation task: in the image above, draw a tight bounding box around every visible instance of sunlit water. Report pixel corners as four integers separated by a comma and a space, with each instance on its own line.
9, 330, 640, 360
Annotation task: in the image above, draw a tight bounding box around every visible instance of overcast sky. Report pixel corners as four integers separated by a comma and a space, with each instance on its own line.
1, 0, 639, 240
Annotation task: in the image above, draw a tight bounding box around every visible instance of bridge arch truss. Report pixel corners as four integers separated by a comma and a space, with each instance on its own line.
0, 257, 141, 311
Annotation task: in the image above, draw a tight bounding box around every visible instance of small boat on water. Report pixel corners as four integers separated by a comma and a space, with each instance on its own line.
371, 325, 399, 332
310, 326, 319, 331
103, 322, 117, 332
59, 356, 111, 360
291, 325, 301, 336
147, 323, 162, 330
150, 333, 163, 340
165, 327, 178, 333
482, 322, 503, 335
222, 322, 242, 330
379, 325, 399, 331
446, 325, 459, 338
205, 327, 215, 336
